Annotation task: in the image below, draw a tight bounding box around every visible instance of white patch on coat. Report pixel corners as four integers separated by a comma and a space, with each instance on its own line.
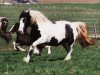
18, 18, 24, 33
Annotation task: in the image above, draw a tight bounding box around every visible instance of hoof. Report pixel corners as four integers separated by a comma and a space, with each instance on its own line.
23, 57, 30, 63
64, 55, 71, 61
48, 51, 51, 55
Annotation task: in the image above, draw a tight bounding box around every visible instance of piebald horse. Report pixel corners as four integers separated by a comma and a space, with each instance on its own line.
9, 22, 51, 54
18, 10, 95, 63
0, 17, 12, 42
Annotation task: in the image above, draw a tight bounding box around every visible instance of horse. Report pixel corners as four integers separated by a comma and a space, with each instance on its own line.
9, 22, 31, 51
9, 22, 51, 54
18, 10, 95, 63
0, 17, 12, 43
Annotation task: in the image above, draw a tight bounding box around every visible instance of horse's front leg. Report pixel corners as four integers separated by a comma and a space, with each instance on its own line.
63, 43, 73, 60
23, 46, 33, 63
32, 37, 47, 55
13, 41, 17, 50
13, 41, 26, 51
32, 37, 47, 47
33, 46, 40, 55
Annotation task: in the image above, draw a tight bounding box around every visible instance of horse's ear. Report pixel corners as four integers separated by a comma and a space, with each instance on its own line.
28, 8, 31, 12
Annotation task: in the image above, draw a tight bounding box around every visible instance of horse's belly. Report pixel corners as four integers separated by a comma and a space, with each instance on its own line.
46, 29, 66, 45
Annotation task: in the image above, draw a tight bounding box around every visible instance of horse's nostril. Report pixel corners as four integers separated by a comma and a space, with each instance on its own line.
19, 31, 24, 34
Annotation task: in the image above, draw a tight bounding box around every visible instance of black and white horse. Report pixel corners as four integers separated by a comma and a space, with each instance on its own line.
9, 22, 51, 54
0, 17, 12, 42
18, 10, 95, 63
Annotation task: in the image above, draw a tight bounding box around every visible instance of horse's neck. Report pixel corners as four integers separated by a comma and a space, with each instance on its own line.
30, 25, 41, 42
30, 25, 38, 33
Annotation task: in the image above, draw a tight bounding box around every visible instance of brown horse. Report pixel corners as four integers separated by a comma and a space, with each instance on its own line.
9, 22, 33, 51
0, 17, 12, 43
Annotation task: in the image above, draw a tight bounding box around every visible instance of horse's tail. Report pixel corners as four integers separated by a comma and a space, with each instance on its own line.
76, 24, 95, 47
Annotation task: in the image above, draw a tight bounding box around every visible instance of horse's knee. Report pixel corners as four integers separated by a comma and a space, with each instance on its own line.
33, 46, 40, 55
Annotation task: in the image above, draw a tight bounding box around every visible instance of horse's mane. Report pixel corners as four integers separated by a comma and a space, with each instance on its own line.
29, 10, 53, 24
76, 22, 95, 47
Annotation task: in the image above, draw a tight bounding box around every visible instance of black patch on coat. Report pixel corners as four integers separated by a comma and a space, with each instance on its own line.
30, 22, 41, 42
65, 24, 74, 46
49, 37, 58, 46
45, 24, 74, 46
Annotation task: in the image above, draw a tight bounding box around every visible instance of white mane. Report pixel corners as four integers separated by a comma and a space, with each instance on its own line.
29, 10, 53, 25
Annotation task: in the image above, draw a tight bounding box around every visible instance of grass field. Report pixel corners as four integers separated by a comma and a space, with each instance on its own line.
0, 3, 100, 75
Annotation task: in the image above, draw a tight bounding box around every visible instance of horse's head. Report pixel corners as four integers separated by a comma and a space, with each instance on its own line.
0, 17, 8, 32
0, 17, 12, 43
18, 10, 53, 34
18, 10, 31, 34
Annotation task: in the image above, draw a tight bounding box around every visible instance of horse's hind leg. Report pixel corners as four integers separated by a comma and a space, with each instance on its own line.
63, 43, 73, 60
23, 46, 33, 63
46, 46, 51, 55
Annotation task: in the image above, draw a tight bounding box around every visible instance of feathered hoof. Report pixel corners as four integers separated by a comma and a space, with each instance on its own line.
48, 51, 51, 55
23, 57, 30, 63
64, 55, 71, 61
